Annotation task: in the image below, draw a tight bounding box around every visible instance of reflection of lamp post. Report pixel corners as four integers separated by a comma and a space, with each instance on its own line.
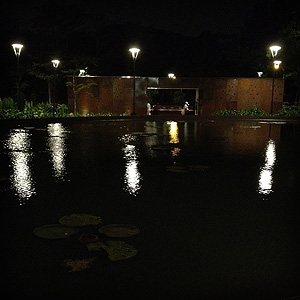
129, 47, 140, 115
269, 45, 281, 114
12, 43, 23, 107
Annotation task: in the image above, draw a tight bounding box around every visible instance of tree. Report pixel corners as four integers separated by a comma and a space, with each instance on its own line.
66, 75, 97, 114
280, 18, 300, 103
29, 62, 60, 104
64, 56, 99, 114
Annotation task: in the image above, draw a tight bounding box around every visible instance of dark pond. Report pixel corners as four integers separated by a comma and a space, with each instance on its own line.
1, 117, 300, 299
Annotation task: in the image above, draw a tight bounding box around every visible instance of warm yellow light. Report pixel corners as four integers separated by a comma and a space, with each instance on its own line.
129, 48, 140, 60
270, 45, 281, 58
169, 121, 179, 144
12, 43, 23, 58
273, 60, 282, 69
51, 59, 60, 68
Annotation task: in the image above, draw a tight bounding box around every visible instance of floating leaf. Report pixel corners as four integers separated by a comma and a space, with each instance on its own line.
59, 214, 101, 227
33, 224, 79, 239
62, 257, 96, 272
87, 241, 138, 261
78, 233, 99, 243
99, 224, 140, 237
86, 241, 106, 251
103, 241, 138, 261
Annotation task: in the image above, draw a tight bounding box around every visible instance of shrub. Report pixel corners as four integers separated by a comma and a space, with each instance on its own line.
275, 104, 300, 117
212, 106, 269, 116
0, 97, 20, 119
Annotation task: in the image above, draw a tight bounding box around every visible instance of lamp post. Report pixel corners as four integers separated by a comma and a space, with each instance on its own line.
12, 43, 23, 107
49, 59, 60, 104
269, 45, 281, 114
129, 47, 140, 115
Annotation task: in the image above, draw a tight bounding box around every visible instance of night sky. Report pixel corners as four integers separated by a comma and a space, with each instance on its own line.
0, 0, 298, 100
2, 0, 278, 36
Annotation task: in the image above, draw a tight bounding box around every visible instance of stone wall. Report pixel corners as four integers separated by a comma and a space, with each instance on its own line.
67, 76, 285, 115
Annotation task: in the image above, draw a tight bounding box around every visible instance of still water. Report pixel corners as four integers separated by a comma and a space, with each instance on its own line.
1, 118, 300, 299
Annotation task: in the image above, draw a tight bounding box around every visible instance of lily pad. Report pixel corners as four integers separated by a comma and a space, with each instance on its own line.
86, 241, 106, 251
62, 257, 96, 272
59, 214, 102, 227
33, 224, 79, 239
87, 240, 138, 261
98, 224, 140, 237
78, 233, 99, 243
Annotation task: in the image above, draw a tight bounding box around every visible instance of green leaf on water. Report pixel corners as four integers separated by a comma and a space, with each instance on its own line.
59, 214, 102, 226
33, 224, 79, 239
62, 257, 96, 272
87, 240, 138, 261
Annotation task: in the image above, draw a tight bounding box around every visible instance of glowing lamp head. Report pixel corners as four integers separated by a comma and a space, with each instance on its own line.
257, 72, 263, 77
168, 73, 176, 79
51, 59, 60, 68
79, 69, 86, 76
12, 43, 23, 58
129, 48, 140, 60
270, 45, 281, 58
273, 60, 282, 69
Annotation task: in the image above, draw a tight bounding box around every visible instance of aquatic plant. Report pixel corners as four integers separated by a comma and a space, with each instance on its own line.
87, 240, 138, 261
33, 213, 140, 271
33, 224, 79, 239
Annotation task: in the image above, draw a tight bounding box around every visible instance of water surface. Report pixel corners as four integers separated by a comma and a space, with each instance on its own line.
1, 118, 300, 299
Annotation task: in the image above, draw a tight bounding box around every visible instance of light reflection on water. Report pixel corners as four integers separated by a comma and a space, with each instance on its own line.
166, 121, 181, 157
3, 123, 69, 204
1, 119, 300, 298
47, 123, 68, 180
168, 121, 179, 144
119, 134, 142, 196
5, 129, 35, 204
1, 120, 297, 204
258, 139, 276, 197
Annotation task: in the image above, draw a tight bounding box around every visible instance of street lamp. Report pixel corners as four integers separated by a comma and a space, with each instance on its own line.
51, 59, 60, 69
49, 59, 60, 104
269, 45, 281, 114
12, 43, 23, 106
270, 45, 281, 58
129, 47, 140, 115
273, 60, 282, 69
